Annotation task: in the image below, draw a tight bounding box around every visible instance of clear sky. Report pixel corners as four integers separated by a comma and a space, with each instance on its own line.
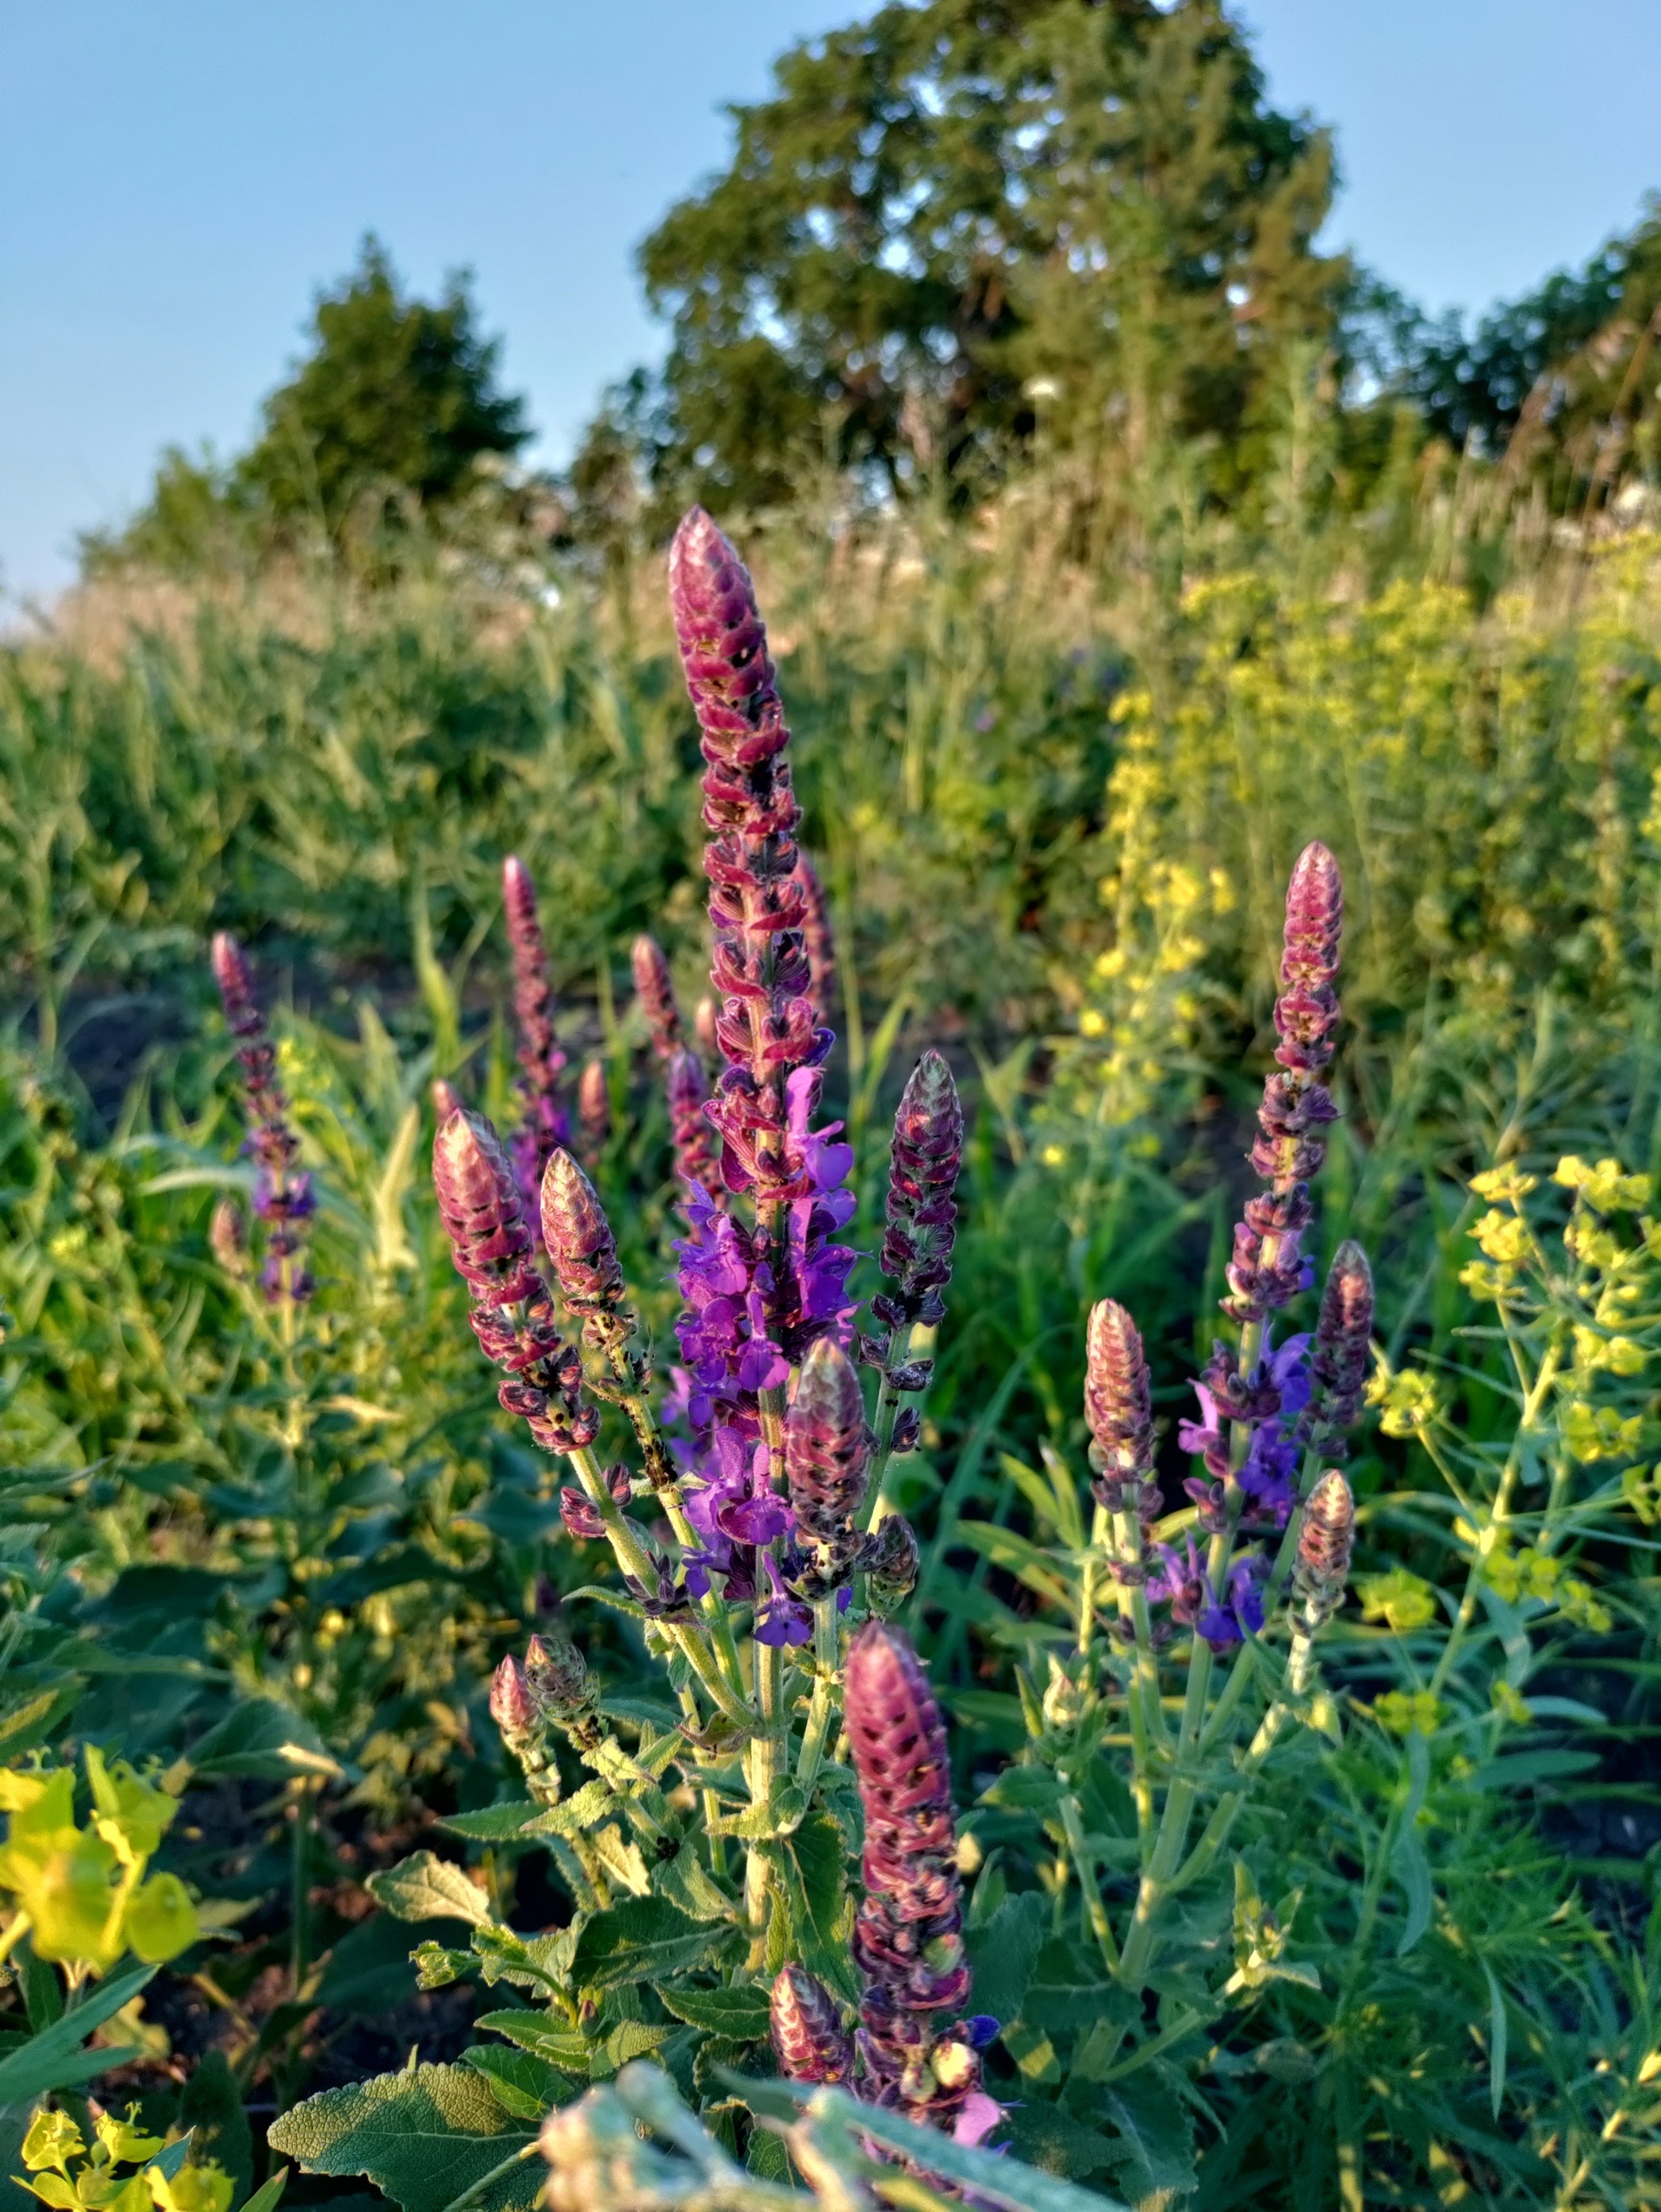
4, 0, 1660, 602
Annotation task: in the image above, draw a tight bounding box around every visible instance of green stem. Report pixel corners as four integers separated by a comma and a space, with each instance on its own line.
1059, 1796, 1119, 1975
795, 1597, 841, 1794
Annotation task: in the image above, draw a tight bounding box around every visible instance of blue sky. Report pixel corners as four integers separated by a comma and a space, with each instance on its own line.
4, 0, 1660, 601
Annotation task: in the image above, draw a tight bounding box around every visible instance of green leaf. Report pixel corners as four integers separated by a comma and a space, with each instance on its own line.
188, 1698, 340, 1781
1002, 2097, 1118, 2184
233, 2171, 288, 2212
654, 1843, 737, 1924
0, 1689, 79, 1764
461, 2047, 580, 2123
1019, 1940, 1113, 2035
265, 2062, 539, 2212
981, 1767, 1067, 1815
1392, 1824, 1434, 1957
779, 1815, 855, 2004
1483, 1959, 1509, 2120
473, 2014, 591, 2074
1100, 2069, 1197, 2204
651, 1983, 770, 2040
569, 1897, 733, 1993
367, 1853, 491, 1928
1463, 1751, 1600, 1789
519, 1781, 619, 1840
440, 1803, 544, 1844
0, 1963, 154, 2110
966, 1892, 1048, 2031
179, 2047, 254, 2206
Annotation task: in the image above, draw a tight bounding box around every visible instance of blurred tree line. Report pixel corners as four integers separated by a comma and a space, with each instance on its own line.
89, 0, 1661, 580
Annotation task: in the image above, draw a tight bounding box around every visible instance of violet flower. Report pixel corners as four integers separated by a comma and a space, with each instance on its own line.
844, 1622, 987, 2133
630, 934, 684, 1060
1150, 1537, 1264, 1652
1178, 1334, 1311, 1533
502, 854, 570, 1232
771, 1964, 853, 2085
432, 1107, 597, 1455
211, 931, 315, 1304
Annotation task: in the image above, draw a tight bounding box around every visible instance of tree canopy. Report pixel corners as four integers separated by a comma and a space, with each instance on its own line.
634, 0, 1347, 512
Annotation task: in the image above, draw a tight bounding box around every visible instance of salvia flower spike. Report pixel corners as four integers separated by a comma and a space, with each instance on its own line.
785, 1336, 871, 1597
502, 853, 569, 1231
630, 933, 684, 1059
844, 1622, 985, 2132
877, 1051, 964, 1335
211, 930, 315, 1304
432, 1108, 596, 1455
1308, 1239, 1375, 1449
795, 851, 837, 1029
1084, 1299, 1157, 1514
668, 505, 824, 1205
577, 1058, 611, 1166
770, 1964, 853, 2085
665, 1046, 723, 1201
539, 1147, 637, 1385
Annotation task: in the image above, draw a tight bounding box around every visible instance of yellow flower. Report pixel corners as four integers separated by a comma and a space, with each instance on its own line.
1356, 1569, 1438, 1632
1364, 1362, 1440, 1438
1470, 1164, 1539, 1208
1556, 1155, 1652, 1211
1472, 1209, 1530, 1265
1374, 1689, 1444, 1737
1077, 1008, 1107, 1039
1572, 1326, 1646, 1378
1563, 1400, 1646, 1464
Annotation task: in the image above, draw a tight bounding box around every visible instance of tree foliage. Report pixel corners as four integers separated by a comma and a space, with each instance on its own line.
636, 0, 1347, 512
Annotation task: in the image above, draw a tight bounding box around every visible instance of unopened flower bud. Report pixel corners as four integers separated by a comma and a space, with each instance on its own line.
861, 1513, 919, 1613
770, 1964, 852, 2084
209, 1196, 249, 1280
540, 1149, 628, 1320
1310, 1241, 1374, 1443
879, 1051, 964, 1327
577, 1059, 610, 1164
489, 1654, 536, 1742
1084, 1299, 1155, 1507
785, 1338, 870, 1593
1297, 1469, 1355, 1598
630, 935, 683, 1058
694, 996, 718, 1061
524, 1630, 590, 1717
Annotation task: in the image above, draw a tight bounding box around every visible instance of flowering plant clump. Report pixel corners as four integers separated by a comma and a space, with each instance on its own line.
259, 516, 1661, 2212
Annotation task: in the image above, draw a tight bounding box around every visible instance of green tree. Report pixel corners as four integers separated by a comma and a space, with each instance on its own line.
636, 0, 1346, 512
242, 235, 530, 532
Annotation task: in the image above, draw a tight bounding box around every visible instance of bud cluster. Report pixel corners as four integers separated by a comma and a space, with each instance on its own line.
432, 1108, 597, 1455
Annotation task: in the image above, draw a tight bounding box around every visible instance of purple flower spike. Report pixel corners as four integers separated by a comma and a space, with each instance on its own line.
785, 1337, 871, 1597
845, 1623, 983, 2131
1296, 1469, 1356, 1611
433, 1108, 597, 1456
668, 507, 825, 1207
666, 1046, 723, 1202
502, 854, 570, 1233
631, 934, 684, 1060
540, 1149, 626, 1319
875, 1052, 964, 1339
211, 930, 314, 1306
1084, 1299, 1159, 1524
795, 851, 837, 1030
771, 1965, 853, 2085
1225, 842, 1344, 1327
755, 1553, 813, 1646
1308, 1240, 1375, 1449
577, 1059, 610, 1167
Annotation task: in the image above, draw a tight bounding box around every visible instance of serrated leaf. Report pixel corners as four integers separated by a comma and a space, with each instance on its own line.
521, 1781, 618, 1839
966, 1892, 1048, 2030
461, 2046, 580, 2122
474, 2013, 591, 2073
1101, 2069, 1197, 2202
589, 1824, 651, 1897
440, 1803, 544, 1844
1020, 1939, 1113, 2034
266, 2063, 538, 2212
367, 1852, 491, 1928
652, 1983, 771, 2040
655, 1843, 738, 1923
982, 1767, 1067, 1814
569, 1896, 733, 1992
783, 1815, 853, 2001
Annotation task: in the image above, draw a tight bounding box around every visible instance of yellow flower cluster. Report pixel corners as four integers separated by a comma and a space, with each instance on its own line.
1373, 1689, 1444, 1737
0, 1754, 198, 1972
1363, 1361, 1440, 1439
1355, 1568, 1438, 1632
18, 2109, 232, 2212
1481, 1540, 1614, 1634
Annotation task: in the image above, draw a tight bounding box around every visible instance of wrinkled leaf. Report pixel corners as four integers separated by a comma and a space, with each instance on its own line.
266, 2063, 538, 2212
367, 1853, 491, 1929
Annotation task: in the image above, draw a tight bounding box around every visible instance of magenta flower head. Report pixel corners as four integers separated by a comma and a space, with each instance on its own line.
501, 854, 569, 1228
785, 1337, 871, 1596
433, 1109, 597, 1455
630, 934, 684, 1059
210, 930, 314, 1304
539, 1148, 637, 1378
1225, 842, 1343, 1326
876, 1052, 964, 1339
1308, 1239, 1374, 1447
577, 1058, 610, 1165
844, 1622, 982, 2128
771, 1965, 853, 2085
1084, 1299, 1157, 1519
668, 507, 823, 1205
490, 1654, 536, 1746
795, 851, 836, 1029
